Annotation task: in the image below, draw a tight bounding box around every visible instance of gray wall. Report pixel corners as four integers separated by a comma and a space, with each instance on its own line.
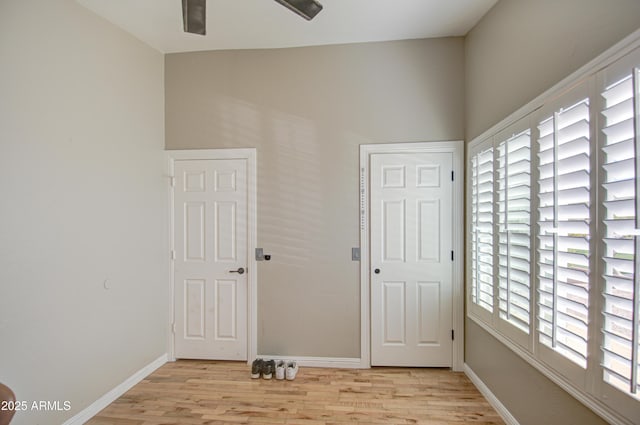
464, 1, 640, 425
165, 38, 465, 357
0, 1, 168, 424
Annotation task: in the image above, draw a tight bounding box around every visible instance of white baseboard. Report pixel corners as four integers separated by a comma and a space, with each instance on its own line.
62, 354, 168, 425
256, 355, 366, 369
464, 363, 520, 425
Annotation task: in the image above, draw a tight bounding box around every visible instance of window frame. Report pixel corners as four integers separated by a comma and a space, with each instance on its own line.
465, 30, 640, 425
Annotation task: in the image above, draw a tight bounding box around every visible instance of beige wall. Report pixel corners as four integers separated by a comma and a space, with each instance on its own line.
165, 38, 465, 357
464, 1, 640, 425
466, 321, 608, 425
465, 0, 640, 141
0, 1, 167, 424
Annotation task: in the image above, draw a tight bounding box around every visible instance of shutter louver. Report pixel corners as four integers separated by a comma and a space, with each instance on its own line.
472, 147, 494, 313
537, 98, 591, 368
600, 70, 640, 399
497, 130, 531, 333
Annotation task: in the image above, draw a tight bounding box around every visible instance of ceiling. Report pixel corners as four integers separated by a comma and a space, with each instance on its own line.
76, 0, 498, 54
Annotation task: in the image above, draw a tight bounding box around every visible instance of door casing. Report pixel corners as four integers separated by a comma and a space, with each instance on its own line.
167, 148, 257, 363
360, 141, 464, 371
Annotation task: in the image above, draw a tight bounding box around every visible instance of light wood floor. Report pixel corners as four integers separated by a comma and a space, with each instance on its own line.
87, 360, 505, 425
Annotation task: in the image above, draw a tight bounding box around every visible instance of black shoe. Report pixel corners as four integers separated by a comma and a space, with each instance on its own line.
262, 359, 275, 380
251, 358, 263, 379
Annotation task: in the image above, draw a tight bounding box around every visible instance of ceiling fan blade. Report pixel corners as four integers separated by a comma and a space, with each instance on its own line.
182, 0, 206, 35
273, 0, 323, 21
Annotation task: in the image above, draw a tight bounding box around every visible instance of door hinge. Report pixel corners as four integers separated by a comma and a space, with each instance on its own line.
170, 176, 175, 187
172, 323, 176, 333
171, 250, 176, 260
451, 250, 454, 261
451, 329, 455, 340
451, 170, 454, 181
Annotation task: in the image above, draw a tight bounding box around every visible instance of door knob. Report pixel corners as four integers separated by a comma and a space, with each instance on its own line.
229, 267, 245, 274
374, 268, 380, 274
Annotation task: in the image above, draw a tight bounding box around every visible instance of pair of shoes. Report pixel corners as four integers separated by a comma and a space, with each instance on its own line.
274, 360, 299, 380
251, 358, 276, 379
251, 358, 298, 380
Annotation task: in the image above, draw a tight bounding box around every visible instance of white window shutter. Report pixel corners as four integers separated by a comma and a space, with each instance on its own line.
497, 127, 532, 338
471, 144, 495, 315
600, 66, 640, 402
536, 95, 591, 369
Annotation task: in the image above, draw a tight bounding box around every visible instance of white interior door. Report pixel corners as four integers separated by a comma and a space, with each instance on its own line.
173, 158, 248, 360
370, 152, 453, 366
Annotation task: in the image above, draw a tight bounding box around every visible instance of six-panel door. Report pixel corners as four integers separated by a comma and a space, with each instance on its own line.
174, 159, 248, 360
370, 152, 453, 366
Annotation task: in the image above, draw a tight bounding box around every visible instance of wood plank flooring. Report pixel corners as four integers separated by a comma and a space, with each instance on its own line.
87, 360, 504, 425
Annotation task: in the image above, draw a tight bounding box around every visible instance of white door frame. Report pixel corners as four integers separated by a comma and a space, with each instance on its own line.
167, 148, 257, 363
359, 141, 464, 371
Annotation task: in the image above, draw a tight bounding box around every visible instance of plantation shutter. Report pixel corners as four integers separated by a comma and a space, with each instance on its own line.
600, 67, 640, 400
471, 144, 495, 314
536, 93, 591, 369
497, 128, 532, 335
467, 42, 640, 424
